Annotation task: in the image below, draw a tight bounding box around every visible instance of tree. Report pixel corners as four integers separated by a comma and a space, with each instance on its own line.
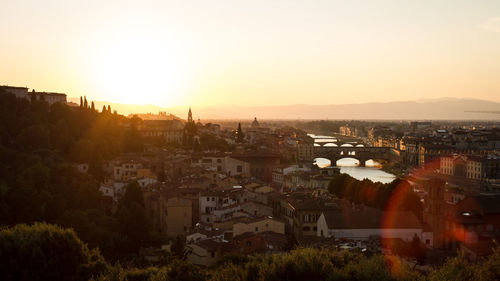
116, 181, 150, 254
88, 150, 104, 182
102, 105, 107, 113
171, 235, 187, 260
428, 251, 475, 281
0, 223, 107, 281
236, 122, 244, 143
91, 101, 95, 111
84, 96, 88, 109
80, 96, 83, 108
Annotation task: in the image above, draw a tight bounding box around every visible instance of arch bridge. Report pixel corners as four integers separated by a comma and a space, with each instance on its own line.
315, 141, 364, 147
314, 146, 400, 167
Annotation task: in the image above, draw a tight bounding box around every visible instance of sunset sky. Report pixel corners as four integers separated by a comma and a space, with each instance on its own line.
1, 0, 500, 107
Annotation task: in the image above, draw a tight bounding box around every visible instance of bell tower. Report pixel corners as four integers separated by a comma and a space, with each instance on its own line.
187, 107, 193, 123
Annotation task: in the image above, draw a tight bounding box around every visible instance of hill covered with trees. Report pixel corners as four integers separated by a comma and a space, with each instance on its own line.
0, 89, 155, 260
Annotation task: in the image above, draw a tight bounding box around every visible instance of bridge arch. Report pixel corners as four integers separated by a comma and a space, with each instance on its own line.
323, 143, 338, 147
313, 157, 331, 168
335, 157, 361, 166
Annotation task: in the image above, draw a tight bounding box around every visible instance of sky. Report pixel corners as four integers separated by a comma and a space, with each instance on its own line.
1, 0, 500, 107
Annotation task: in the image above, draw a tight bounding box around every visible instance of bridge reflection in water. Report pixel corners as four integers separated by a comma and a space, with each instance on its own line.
314, 157, 396, 184
308, 133, 397, 183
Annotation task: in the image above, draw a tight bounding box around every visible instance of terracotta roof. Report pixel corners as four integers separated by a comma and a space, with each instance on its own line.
322, 207, 422, 229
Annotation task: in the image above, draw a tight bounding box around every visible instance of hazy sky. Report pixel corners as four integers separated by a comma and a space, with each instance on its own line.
1, 0, 500, 107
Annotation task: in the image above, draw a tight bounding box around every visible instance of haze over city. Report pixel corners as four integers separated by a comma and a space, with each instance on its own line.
2, 0, 500, 109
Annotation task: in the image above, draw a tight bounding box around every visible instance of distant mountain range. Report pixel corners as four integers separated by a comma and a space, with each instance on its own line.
68, 97, 500, 120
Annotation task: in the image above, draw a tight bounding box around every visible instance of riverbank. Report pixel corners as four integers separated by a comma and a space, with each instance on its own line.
381, 163, 406, 179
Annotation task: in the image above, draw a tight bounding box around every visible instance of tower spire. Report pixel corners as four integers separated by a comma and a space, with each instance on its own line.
188, 107, 193, 122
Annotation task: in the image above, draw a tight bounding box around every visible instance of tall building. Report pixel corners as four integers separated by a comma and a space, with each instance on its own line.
423, 178, 447, 247
188, 107, 193, 123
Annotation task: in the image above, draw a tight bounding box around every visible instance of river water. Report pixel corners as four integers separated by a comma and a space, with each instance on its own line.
308, 134, 396, 184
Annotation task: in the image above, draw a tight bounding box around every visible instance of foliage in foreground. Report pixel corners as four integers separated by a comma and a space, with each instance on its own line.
0, 223, 108, 281
2, 223, 500, 281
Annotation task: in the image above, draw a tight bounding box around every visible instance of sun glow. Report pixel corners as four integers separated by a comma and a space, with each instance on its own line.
89, 29, 193, 106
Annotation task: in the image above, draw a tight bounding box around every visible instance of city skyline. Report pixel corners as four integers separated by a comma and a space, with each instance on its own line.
1, 0, 500, 107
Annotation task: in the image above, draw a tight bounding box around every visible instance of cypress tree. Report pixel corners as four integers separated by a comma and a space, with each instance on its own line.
237, 122, 244, 143
91, 101, 95, 111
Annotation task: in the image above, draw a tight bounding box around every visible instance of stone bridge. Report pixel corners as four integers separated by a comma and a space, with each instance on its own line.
314, 141, 364, 147
314, 146, 400, 167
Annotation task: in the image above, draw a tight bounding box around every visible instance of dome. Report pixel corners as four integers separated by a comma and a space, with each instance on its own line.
251, 117, 260, 128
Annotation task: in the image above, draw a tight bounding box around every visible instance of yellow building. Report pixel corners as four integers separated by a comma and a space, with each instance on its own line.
296, 137, 314, 162
165, 197, 192, 238
233, 217, 285, 237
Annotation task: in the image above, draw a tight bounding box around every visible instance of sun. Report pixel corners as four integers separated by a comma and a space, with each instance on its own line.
90, 31, 190, 106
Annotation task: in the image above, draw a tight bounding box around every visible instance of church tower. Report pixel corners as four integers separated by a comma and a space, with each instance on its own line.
187, 107, 193, 123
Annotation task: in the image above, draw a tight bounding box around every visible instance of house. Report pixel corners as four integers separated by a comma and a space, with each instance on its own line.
0, 85, 29, 99
231, 152, 281, 182
34, 91, 67, 105
99, 184, 115, 199
232, 232, 267, 255
289, 198, 340, 240
192, 154, 250, 177
440, 154, 500, 182
113, 160, 145, 181
443, 194, 500, 258
139, 119, 184, 144
186, 229, 225, 243
74, 163, 89, 174
233, 216, 285, 236
137, 176, 158, 189
186, 239, 234, 266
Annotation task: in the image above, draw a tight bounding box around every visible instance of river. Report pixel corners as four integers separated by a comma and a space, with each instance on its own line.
308, 134, 396, 184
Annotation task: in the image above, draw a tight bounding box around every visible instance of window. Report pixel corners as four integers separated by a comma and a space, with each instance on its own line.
212, 197, 215, 201
303, 226, 311, 231
255, 227, 259, 232
206, 197, 210, 202
237, 165, 243, 172
211, 252, 215, 258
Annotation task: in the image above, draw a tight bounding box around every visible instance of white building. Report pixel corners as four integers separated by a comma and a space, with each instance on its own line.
193, 155, 250, 177
0, 85, 29, 99
317, 207, 423, 242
